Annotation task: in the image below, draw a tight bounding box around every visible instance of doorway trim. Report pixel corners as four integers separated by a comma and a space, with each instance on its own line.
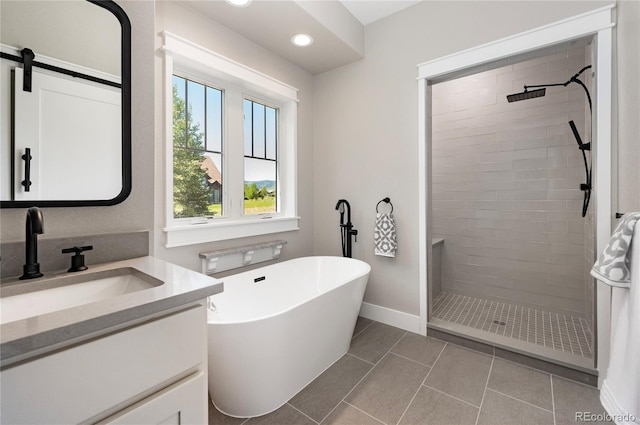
417, 4, 614, 383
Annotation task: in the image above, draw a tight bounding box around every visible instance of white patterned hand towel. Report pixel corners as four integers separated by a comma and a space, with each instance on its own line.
591, 212, 640, 288
374, 213, 397, 257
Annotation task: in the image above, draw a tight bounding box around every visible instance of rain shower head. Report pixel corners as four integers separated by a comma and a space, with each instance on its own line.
507, 66, 592, 106
506, 87, 546, 103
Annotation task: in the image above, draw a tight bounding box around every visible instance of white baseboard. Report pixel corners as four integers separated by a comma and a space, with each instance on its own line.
359, 302, 422, 335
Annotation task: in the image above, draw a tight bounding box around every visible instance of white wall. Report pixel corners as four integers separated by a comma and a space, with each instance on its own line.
313, 1, 616, 316
152, 1, 315, 271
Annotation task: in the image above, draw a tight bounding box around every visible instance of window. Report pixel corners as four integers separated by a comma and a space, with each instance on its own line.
172, 76, 223, 218
162, 31, 299, 247
243, 99, 277, 215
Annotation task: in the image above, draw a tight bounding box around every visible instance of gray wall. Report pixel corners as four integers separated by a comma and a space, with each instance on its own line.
151, 1, 316, 271
0, 0, 121, 76
0, 1, 155, 249
312, 0, 636, 317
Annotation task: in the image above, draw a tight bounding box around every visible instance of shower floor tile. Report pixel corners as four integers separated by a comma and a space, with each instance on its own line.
432, 292, 593, 359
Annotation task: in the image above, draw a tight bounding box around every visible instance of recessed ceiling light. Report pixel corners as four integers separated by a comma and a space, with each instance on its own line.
291, 34, 314, 47
225, 0, 251, 7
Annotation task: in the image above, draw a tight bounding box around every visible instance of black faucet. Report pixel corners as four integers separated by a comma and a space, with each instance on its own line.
335, 199, 357, 258
20, 206, 44, 280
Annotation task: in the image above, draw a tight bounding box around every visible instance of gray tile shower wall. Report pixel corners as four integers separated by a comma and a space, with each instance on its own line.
582, 53, 596, 337
431, 45, 592, 319
0, 231, 149, 278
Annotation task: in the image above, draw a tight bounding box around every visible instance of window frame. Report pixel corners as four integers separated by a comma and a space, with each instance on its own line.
161, 31, 299, 247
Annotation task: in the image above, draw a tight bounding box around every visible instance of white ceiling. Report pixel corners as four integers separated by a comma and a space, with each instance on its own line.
176, 0, 423, 74
339, 0, 421, 26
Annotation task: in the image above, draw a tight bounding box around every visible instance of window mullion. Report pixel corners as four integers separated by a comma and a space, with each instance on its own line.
226, 87, 244, 219
263, 105, 267, 160
183, 78, 188, 149
250, 100, 255, 158
204, 87, 208, 151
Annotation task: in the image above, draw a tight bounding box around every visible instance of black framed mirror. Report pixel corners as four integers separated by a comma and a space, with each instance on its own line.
0, 0, 131, 208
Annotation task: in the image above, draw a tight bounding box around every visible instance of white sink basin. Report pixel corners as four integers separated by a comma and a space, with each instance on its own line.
0, 268, 163, 325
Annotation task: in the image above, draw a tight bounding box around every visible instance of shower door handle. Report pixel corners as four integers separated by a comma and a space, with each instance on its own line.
21, 147, 32, 192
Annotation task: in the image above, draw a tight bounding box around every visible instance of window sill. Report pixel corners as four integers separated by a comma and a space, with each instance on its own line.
163, 216, 299, 248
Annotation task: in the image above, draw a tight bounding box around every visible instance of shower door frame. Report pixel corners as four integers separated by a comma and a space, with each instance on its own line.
417, 5, 615, 384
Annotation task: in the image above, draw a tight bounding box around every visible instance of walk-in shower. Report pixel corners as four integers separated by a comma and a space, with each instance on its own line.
428, 43, 597, 369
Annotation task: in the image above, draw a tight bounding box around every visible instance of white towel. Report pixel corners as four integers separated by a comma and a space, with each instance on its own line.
374, 213, 397, 257
599, 218, 640, 425
591, 212, 640, 288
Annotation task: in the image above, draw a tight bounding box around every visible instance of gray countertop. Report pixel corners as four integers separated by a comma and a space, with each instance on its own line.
0, 256, 223, 368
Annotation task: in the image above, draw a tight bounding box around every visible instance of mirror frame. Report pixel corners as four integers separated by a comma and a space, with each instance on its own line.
1, 0, 132, 208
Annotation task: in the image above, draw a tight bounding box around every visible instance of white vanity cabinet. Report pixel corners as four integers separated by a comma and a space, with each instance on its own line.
0, 304, 208, 424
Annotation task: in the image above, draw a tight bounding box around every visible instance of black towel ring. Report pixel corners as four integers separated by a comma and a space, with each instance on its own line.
376, 197, 393, 214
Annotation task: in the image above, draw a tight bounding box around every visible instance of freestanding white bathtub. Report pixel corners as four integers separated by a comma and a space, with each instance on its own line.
207, 256, 371, 418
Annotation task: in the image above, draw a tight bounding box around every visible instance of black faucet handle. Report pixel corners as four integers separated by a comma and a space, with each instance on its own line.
61, 246, 93, 272
61, 245, 93, 255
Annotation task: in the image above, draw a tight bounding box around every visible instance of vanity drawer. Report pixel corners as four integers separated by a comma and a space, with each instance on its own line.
0, 304, 206, 424
98, 371, 207, 425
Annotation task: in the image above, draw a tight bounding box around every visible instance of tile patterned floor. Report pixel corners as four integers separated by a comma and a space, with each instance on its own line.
208, 317, 612, 425
432, 291, 593, 359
